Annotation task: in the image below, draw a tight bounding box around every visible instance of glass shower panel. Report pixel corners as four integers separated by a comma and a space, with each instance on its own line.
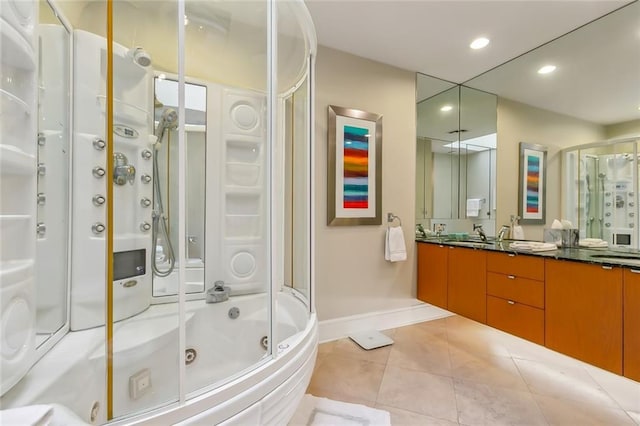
183, 0, 272, 397
35, 0, 70, 347
109, 0, 180, 418
283, 76, 310, 301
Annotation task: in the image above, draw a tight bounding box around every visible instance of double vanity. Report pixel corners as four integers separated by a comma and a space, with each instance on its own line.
416, 238, 640, 382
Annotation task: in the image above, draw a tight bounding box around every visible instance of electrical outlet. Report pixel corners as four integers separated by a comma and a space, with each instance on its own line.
129, 368, 152, 400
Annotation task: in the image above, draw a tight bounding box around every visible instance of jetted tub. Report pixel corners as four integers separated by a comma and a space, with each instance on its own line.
0, 291, 318, 425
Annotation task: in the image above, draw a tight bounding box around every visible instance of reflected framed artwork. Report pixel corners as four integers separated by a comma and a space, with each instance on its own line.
518, 142, 547, 224
327, 105, 382, 226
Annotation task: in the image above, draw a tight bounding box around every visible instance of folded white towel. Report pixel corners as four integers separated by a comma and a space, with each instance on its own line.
579, 239, 608, 248
385, 226, 406, 262
510, 241, 557, 252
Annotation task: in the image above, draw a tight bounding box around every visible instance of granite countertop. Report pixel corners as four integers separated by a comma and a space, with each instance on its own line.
415, 237, 640, 268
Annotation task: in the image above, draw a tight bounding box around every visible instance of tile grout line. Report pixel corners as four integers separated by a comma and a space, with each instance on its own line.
510, 350, 552, 426
444, 316, 463, 425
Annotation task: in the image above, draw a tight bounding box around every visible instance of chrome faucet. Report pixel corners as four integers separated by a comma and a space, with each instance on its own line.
497, 225, 510, 241
473, 224, 487, 242
415, 223, 427, 239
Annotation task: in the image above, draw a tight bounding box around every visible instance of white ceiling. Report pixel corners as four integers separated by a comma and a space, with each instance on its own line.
306, 0, 640, 126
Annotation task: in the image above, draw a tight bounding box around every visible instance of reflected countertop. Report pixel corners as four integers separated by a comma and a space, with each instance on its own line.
415, 237, 640, 268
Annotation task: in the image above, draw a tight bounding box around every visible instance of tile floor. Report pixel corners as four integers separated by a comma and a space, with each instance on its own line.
307, 315, 640, 425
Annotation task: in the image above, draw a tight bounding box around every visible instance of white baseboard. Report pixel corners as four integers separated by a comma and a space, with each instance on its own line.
318, 301, 452, 343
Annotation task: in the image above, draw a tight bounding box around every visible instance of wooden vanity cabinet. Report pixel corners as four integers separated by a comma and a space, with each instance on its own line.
624, 268, 640, 381
448, 247, 486, 323
545, 259, 623, 375
417, 243, 448, 309
486, 252, 545, 345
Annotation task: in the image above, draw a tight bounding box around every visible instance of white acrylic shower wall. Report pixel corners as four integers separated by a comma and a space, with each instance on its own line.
70, 30, 152, 330
206, 86, 267, 295
0, 0, 38, 395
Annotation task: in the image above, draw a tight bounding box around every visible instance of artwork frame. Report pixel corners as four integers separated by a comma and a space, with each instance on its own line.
327, 105, 382, 226
518, 142, 547, 225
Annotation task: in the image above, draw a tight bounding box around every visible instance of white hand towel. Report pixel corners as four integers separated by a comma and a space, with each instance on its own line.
385, 226, 406, 262
466, 198, 481, 217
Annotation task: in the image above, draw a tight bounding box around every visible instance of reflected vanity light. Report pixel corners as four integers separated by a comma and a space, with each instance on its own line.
440, 105, 453, 112
537, 65, 556, 74
470, 37, 490, 49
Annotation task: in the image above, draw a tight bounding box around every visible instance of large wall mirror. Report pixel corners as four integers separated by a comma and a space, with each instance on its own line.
462, 1, 639, 236
416, 74, 497, 236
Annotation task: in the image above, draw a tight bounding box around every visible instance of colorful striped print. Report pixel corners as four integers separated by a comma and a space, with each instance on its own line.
343, 125, 369, 209
526, 155, 540, 213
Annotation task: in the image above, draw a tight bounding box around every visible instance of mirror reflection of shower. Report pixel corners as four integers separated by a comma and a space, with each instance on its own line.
152, 108, 178, 277
564, 138, 640, 248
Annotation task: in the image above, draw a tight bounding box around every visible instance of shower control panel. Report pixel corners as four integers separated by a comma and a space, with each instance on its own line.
114, 249, 146, 281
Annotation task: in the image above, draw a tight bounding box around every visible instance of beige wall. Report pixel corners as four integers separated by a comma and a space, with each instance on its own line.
605, 119, 640, 140
496, 98, 606, 240
314, 46, 417, 321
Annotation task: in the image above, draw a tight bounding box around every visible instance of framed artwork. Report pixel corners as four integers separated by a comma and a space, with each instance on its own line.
518, 142, 547, 224
327, 105, 382, 226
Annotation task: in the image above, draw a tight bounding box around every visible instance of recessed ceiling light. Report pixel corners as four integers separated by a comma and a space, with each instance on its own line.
538, 65, 556, 74
440, 105, 453, 112
470, 37, 490, 50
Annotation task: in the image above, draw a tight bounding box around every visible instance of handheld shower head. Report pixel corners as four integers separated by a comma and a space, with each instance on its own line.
155, 108, 178, 142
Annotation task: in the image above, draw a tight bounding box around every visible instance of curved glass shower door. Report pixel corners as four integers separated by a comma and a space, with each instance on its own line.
0, 0, 315, 423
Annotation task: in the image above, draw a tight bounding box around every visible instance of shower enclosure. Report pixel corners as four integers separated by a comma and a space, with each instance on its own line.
0, 0, 317, 424
563, 137, 640, 248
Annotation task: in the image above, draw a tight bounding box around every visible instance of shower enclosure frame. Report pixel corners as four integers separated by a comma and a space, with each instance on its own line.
32, 0, 75, 367
0, 0, 317, 423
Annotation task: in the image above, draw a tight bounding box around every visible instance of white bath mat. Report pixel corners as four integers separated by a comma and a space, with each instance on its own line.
289, 394, 391, 426
348, 330, 394, 350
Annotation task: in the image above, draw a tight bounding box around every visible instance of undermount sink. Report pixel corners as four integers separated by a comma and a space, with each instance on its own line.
446, 239, 494, 246
589, 254, 640, 260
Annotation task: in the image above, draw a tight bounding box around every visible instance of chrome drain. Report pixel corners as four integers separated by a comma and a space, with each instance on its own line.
260, 336, 268, 350
185, 348, 197, 365
228, 307, 240, 319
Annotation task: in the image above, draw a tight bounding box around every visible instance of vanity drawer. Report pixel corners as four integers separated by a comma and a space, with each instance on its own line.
487, 272, 544, 309
486, 252, 544, 281
487, 295, 544, 345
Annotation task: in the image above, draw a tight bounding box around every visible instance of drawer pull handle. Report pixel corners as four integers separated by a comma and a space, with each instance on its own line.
507, 275, 515, 280
631, 269, 640, 274
508, 254, 515, 257
507, 300, 515, 305
602, 265, 613, 270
